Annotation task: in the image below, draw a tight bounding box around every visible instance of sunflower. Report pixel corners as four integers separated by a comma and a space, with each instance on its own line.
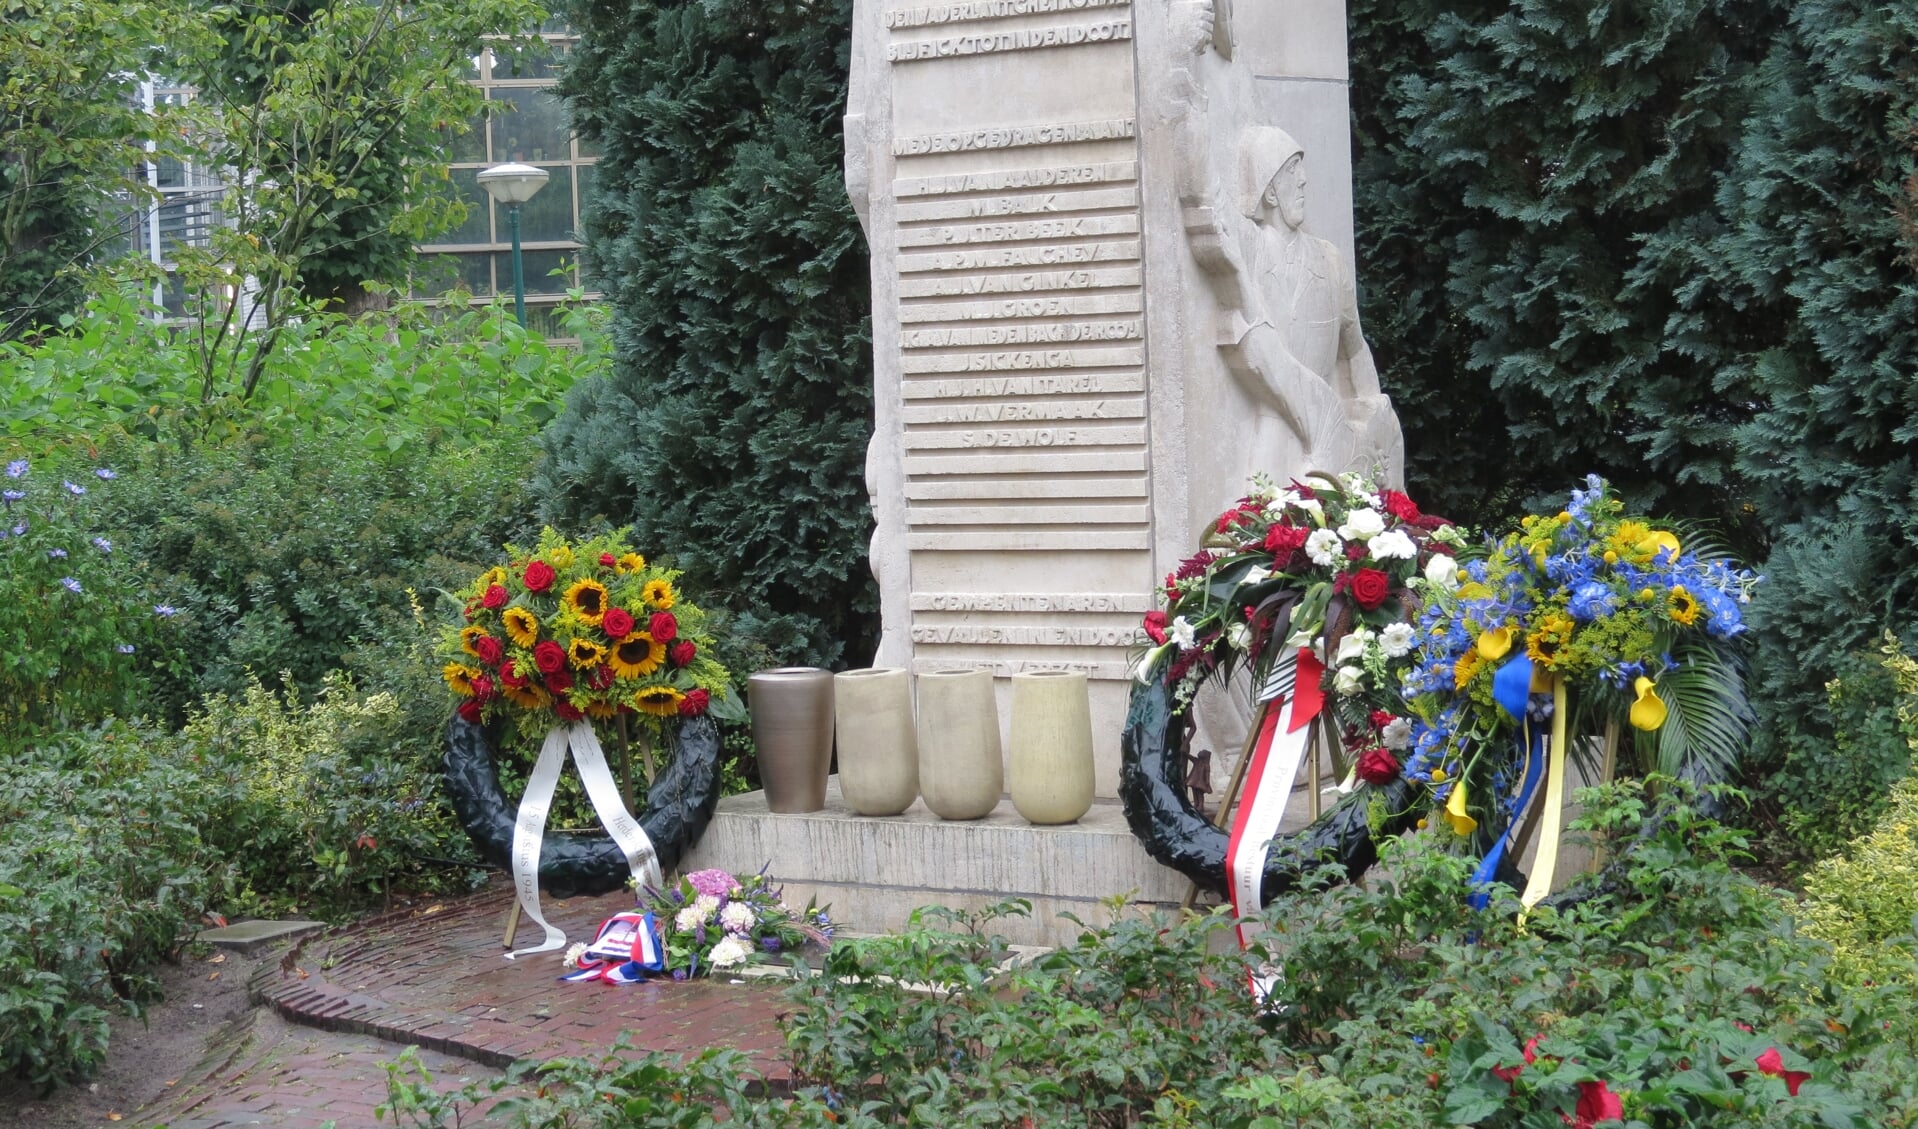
548, 544, 576, 570
1525, 612, 1577, 669
1667, 585, 1701, 626
618, 552, 646, 574
608, 632, 666, 679
482, 566, 508, 588
564, 578, 610, 625
633, 686, 685, 717
459, 625, 489, 658
642, 579, 677, 610
569, 637, 608, 669
585, 700, 619, 720
503, 606, 540, 647
502, 683, 550, 710
1452, 650, 1483, 691
443, 662, 481, 696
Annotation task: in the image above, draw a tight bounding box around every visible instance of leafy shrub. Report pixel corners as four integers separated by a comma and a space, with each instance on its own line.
82, 431, 543, 718
0, 720, 230, 1090
180, 670, 483, 918
1760, 631, 1918, 859
0, 455, 183, 751
1797, 776, 1918, 986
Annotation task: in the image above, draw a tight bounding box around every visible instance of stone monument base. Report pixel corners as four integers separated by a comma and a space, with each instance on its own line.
678, 774, 1339, 947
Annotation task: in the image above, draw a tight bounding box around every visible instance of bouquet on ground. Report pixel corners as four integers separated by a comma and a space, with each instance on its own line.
635, 868, 832, 979
441, 527, 743, 738
1401, 475, 1761, 840
1136, 470, 1461, 782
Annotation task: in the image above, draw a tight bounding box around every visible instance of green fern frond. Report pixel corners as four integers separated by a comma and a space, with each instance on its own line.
1635, 639, 1755, 784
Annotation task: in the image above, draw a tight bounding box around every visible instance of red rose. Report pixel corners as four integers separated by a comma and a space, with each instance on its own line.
500, 661, 528, 689
474, 635, 503, 666
471, 674, 495, 702
588, 665, 615, 690
599, 553, 617, 567
1143, 609, 1168, 645
1264, 523, 1308, 557
669, 641, 696, 667
544, 667, 574, 693
679, 688, 710, 717
554, 701, 584, 721
1356, 747, 1401, 785
481, 583, 508, 609
457, 699, 484, 723
1349, 567, 1392, 610
523, 560, 556, 592
649, 612, 678, 644
1380, 489, 1421, 523
532, 639, 567, 674
601, 606, 635, 639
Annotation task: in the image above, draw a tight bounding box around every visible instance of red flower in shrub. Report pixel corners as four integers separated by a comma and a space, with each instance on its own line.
679, 689, 710, 717
601, 606, 635, 639
533, 640, 567, 674
474, 636, 503, 666
1348, 567, 1392, 610
1566, 1080, 1623, 1127
1264, 523, 1308, 558
669, 641, 696, 667
599, 553, 617, 568
457, 699, 484, 723
523, 560, 556, 592
1493, 1035, 1545, 1083
1356, 747, 1401, 785
1754, 1047, 1810, 1095
1380, 489, 1421, 522
649, 612, 678, 644
544, 667, 574, 693
554, 701, 584, 721
1143, 609, 1168, 645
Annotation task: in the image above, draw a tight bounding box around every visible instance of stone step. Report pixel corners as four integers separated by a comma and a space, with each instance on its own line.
678, 775, 1344, 947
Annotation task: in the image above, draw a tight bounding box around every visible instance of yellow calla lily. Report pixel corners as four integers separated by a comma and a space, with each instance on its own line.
1648, 530, 1681, 559
1444, 782, 1477, 836
1630, 676, 1668, 731
1477, 626, 1515, 661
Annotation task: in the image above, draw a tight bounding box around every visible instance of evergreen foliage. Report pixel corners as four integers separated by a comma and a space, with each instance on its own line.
536, 0, 874, 668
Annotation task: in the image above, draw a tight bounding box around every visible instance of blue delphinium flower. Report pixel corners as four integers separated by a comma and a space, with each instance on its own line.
1567, 581, 1616, 623
4, 459, 25, 478
1566, 474, 1607, 523
11, 521, 25, 536
60, 577, 82, 593
62, 481, 85, 496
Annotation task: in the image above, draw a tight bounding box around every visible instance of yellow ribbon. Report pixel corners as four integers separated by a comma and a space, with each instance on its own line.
1519, 676, 1569, 912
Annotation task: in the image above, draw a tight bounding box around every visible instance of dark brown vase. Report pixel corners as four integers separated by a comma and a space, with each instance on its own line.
748, 667, 835, 813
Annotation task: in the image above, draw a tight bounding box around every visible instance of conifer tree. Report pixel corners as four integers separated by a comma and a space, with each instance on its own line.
536, 0, 874, 668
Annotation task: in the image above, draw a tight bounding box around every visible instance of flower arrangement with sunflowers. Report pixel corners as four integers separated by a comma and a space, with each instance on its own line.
1400, 476, 1760, 860
1135, 471, 1460, 779
441, 528, 742, 738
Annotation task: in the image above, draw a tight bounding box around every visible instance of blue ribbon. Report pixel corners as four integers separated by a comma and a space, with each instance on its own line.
1469, 653, 1543, 911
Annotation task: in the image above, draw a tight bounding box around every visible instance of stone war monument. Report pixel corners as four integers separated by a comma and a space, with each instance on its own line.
845, 0, 1405, 794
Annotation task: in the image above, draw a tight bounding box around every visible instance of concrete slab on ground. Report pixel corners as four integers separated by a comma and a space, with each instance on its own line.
199, 918, 326, 955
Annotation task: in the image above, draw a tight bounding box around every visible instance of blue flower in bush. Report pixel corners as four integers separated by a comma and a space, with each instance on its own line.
92, 538, 111, 553
153, 604, 179, 617
93, 467, 115, 480
60, 577, 82, 594
4, 459, 25, 478
118, 644, 135, 654
1, 489, 21, 505
47, 548, 66, 559
63, 481, 85, 496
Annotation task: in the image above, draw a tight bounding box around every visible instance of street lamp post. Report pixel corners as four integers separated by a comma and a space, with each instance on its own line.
476, 162, 550, 329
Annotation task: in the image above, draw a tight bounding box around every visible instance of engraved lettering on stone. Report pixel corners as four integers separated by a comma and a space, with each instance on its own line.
909, 658, 1135, 681
897, 243, 1140, 274
895, 186, 1137, 223
907, 529, 1151, 551
897, 293, 1141, 323
894, 161, 1136, 198
899, 373, 1144, 398
887, 20, 1132, 63
899, 347, 1144, 373
900, 319, 1142, 348
903, 399, 1141, 424
909, 625, 1148, 646
892, 118, 1134, 156
903, 450, 1147, 476
904, 477, 1146, 500
897, 266, 1142, 297
910, 592, 1151, 613
904, 424, 1145, 449
882, 0, 1129, 30
895, 214, 1138, 249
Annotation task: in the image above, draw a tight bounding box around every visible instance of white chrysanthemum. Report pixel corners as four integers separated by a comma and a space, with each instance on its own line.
709, 935, 753, 969
1335, 627, 1373, 665
562, 942, 590, 969
1382, 717, 1413, 750
1368, 529, 1418, 560
1379, 622, 1417, 659
1334, 666, 1365, 696
1337, 508, 1386, 541
719, 901, 757, 935
1424, 554, 1460, 590
1170, 616, 1197, 648
1305, 529, 1344, 567
675, 905, 706, 933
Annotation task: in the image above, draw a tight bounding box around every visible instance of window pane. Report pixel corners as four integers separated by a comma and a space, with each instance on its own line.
497, 249, 573, 295
431, 168, 492, 246
410, 254, 466, 299
457, 251, 493, 296
490, 87, 569, 164
513, 166, 573, 243
441, 104, 487, 165
492, 39, 568, 81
